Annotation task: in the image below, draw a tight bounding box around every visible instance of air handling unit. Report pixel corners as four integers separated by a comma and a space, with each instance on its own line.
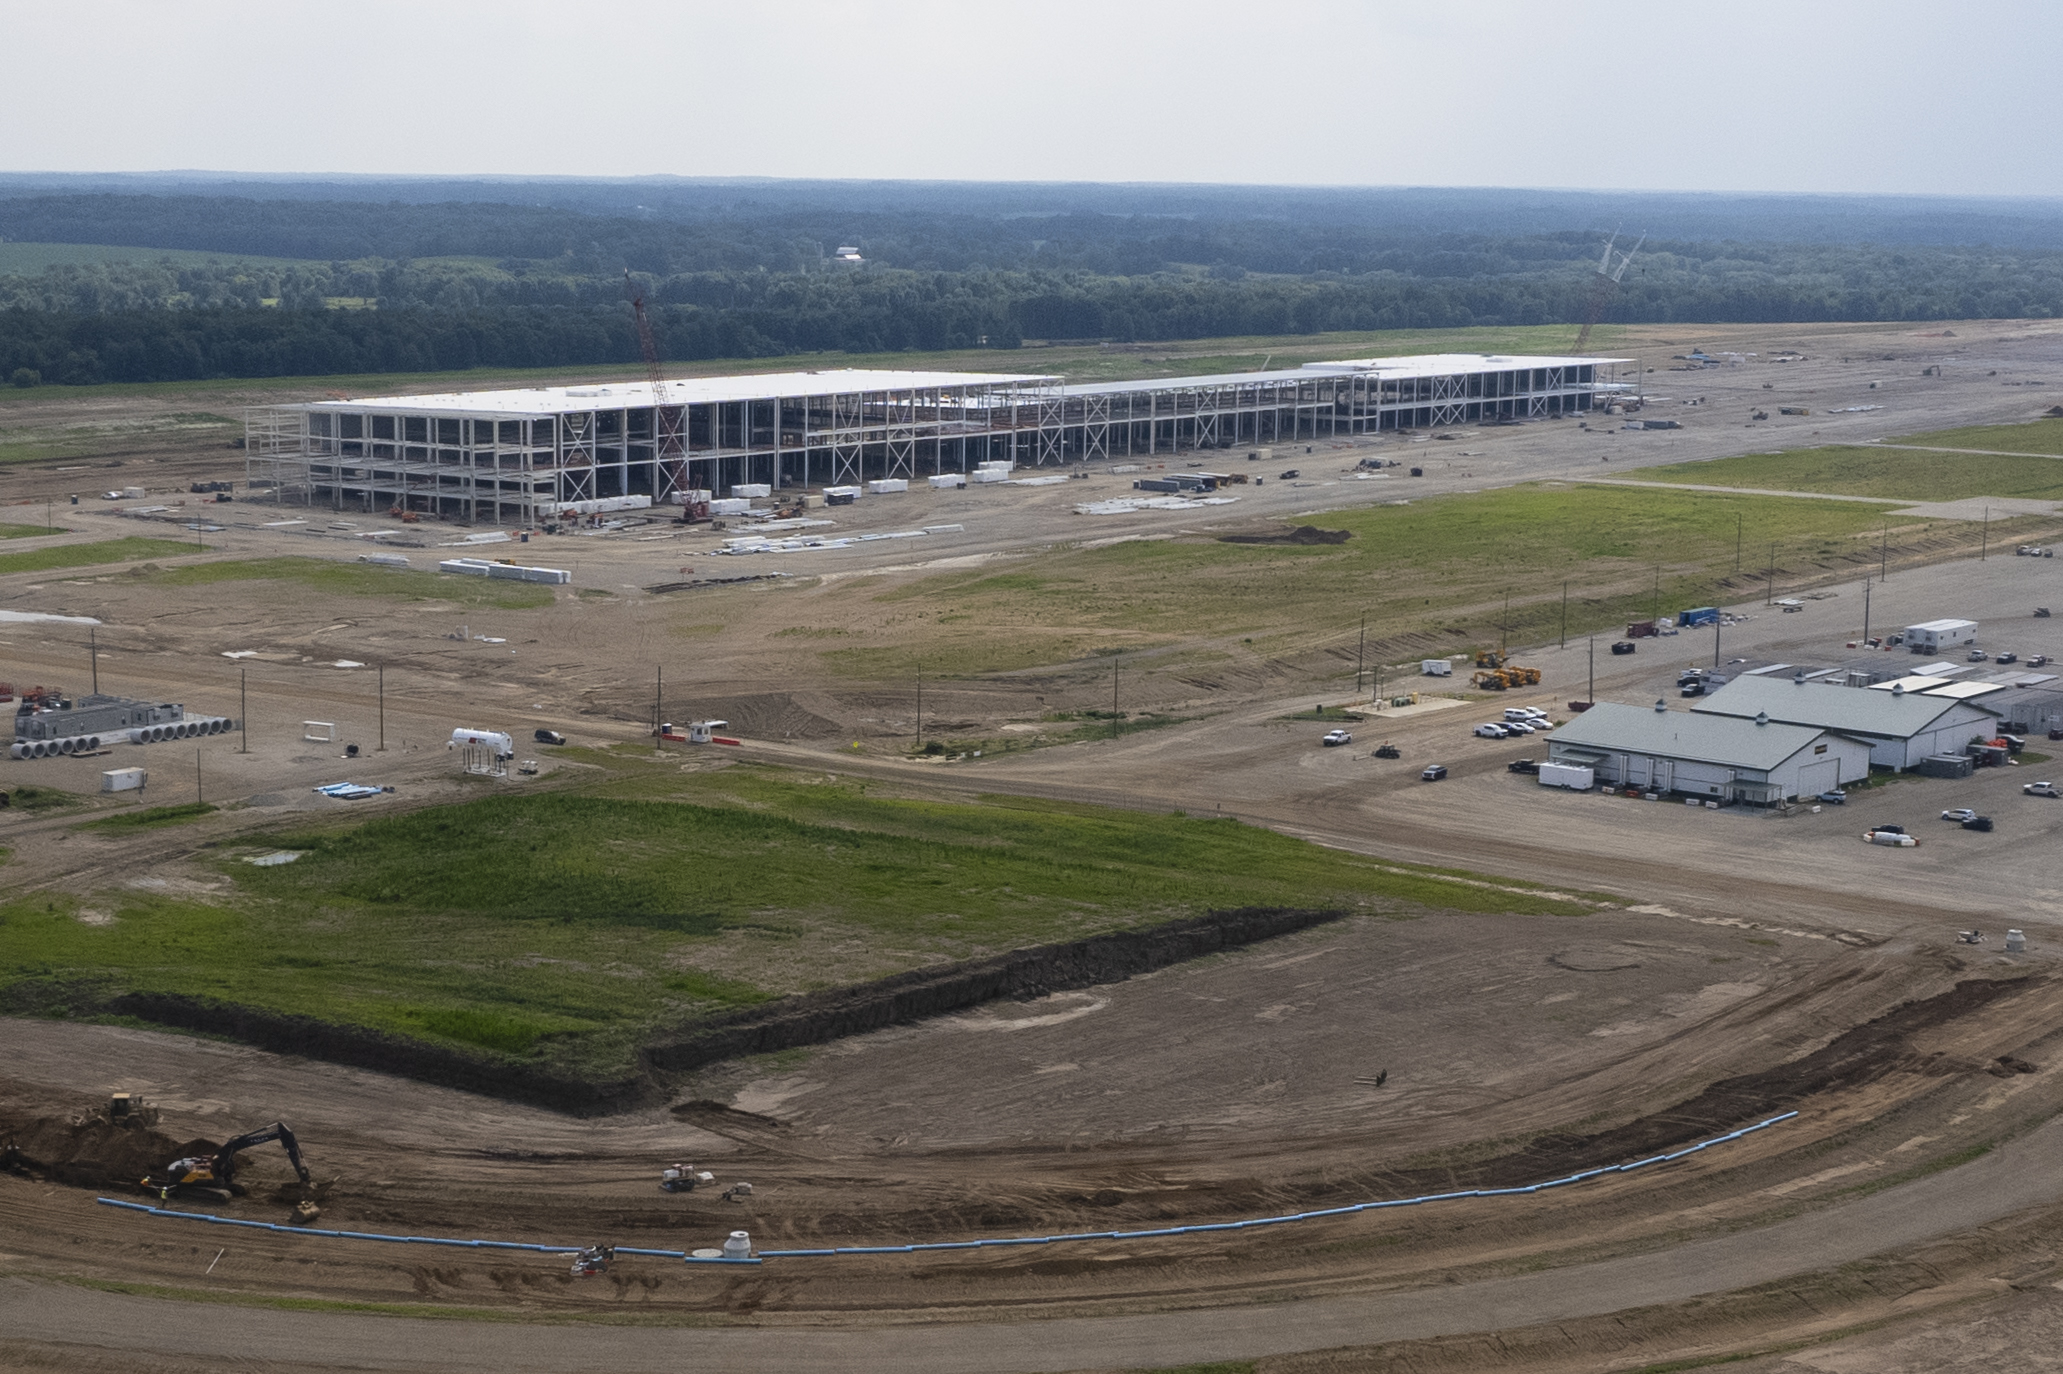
10, 685, 234, 760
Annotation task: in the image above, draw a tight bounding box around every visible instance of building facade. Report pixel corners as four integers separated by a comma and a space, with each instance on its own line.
1547, 701, 1873, 804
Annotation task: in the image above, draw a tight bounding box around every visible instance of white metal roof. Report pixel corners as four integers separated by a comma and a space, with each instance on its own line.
1301, 352, 1628, 376
1906, 618, 1979, 633
1549, 701, 1843, 771
1695, 675, 1999, 735
1870, 675, 1954, 692
1922, 680, 2008, 700
306, 369, 1059, 416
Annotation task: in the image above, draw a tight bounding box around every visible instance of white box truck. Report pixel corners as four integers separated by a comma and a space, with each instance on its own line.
1538, 762, 1595, 790
1421, 659, 1453, 677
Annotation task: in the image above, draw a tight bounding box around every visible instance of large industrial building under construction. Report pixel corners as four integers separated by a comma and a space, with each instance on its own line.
245, 353, 1629, 525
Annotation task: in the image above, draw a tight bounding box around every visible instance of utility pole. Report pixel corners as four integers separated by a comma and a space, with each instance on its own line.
1713, 611, 1722, 670
1766, 543, 1777, 606
239, 668, 248, 754
915, 665, 923, 751
1981, 507, 1990, 561
1880, 519, 1889, 581
196, 746, 203, 805
89, 625, 98, 695
1735, 512, 1743, 575
1356, 614, 1366, 700
654, 666, 663, 741
1501, 590, 1511, 657
1863, 577, 1872, 646
1587, 635, 1595, 706
377, 664, 386, 751
1651, 567, 1660, 624
1560, 581, 1569, 649
1111, 654, 1120, 740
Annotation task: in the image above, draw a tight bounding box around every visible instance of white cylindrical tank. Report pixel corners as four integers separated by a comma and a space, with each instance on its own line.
2005, 929, 2028, 952
449, 728, 514, 758
721, 1231, 752, 1260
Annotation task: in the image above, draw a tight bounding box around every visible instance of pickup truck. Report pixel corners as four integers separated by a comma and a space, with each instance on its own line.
2025, 781, 2060, 798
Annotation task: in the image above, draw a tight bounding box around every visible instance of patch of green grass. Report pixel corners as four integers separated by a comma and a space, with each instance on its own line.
1627, 445, 2063, 502
128, 556, 554, 609
1891, 415, 2063, 456
5, 784, 85, 813
0, 242, 314, 274
0, 537, 203, 575
0, 765, 1605, 1076
0, 522, 62, 539
78, 802, 218, 833
844, 484, 1933, 677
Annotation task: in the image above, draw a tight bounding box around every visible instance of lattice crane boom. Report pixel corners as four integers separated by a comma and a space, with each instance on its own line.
626, 272, 697, 516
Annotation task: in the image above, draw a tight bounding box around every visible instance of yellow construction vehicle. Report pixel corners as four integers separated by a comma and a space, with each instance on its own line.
1470, 669, 1510, 691
1474, 650, 1506, 670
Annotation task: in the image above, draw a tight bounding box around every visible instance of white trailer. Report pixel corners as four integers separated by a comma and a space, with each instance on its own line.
1538, 762, 1595, 790
1904, 618, 1978, 653
1421, 659, 1454, 677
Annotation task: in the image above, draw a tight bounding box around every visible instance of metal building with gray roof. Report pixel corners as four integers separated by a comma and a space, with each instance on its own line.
1547, 701, 1872, 804
1689, 675, 2000, 770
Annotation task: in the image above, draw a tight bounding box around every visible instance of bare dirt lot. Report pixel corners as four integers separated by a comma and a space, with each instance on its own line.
9, 319, 2063, 1370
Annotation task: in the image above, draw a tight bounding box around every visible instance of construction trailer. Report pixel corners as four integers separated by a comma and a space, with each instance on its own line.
245, 354, 1630, 526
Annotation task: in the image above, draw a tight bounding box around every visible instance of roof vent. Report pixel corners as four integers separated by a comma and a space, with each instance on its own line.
1794, 671, 1806, 684
1892, 683, 1905, 696
1655, 698, 1667, 713
1755, 710, 1769, 726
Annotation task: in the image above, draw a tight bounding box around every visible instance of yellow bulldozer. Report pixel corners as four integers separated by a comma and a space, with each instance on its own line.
1470, 665, 1542, 691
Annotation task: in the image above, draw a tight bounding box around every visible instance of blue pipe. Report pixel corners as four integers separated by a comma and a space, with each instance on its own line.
98, 1111, 1796, 1265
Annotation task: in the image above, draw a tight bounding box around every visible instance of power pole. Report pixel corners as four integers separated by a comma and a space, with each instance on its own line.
1587, 635, 1595, 706
1735, 512, 1743, 574
1863, 577, 1872, 646
1713, 612, 1722, 670
1560, 581, 1568, 649
1880, 519, 1889, 580
1111, 655, 1120, 740
1356, 614, 1366, 699
915, 665, 923, 751
196, 746, 203, 805
1766, 543, 1777, 606
654, 666, 663, 741
377, 664, 386, 751
239, 669, 248, 754
89, 625, 98, 695
1501, 590, 1511, 657
1652, 567, 1660, 623
1981, 507, 1990, 561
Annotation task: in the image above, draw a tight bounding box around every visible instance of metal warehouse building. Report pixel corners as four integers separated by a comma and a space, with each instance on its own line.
243, 353, 1627, 525
1546, 701, 1873, 804
1690, 675, 2002, 771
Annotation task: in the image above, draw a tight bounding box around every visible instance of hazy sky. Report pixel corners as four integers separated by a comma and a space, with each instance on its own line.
6, 0, 2058, 196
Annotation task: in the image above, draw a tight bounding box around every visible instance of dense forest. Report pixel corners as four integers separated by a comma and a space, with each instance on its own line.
5, 180, 2063, 386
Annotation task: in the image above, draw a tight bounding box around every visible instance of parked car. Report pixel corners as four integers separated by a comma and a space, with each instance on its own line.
1420, 764, 1448, 781
1941, 807, 1979, 823
1502, 720, 1536, 734
2028, 654, 2050, 668
1321, 728, 1352, 747
1507, 758, 1540, 774
1997, 651, 2019, 664
1873, 823, 1907, 834
1473, 723, 1510, 738
1817, 789, 1847, 804
1610, 641, 1637, 655
2025, 781, 2060, 797
1963, 815, 1995, 832
1968, 649, 1989, 662
534, 728, 567, 745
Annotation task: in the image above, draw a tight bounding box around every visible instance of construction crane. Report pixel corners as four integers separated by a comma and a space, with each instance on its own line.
626, 272, 701, 520
1573, 230, 1644, 354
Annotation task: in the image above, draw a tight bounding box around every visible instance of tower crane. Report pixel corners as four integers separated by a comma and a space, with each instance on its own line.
1573, 230, 1644, 354
626, 272, 703, 521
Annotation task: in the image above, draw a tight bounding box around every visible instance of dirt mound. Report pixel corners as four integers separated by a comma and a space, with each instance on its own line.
1218, 524, 1352, 546
0, 1107, 191, 1190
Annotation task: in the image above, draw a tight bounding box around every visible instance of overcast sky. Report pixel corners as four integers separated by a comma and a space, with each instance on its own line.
5, 0, 2057, 197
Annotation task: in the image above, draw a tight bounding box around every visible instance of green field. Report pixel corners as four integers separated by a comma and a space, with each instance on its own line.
1624, 446, 2063, 502
0, 410, 240, 466
1889, 416, 2063, 456
0, 537, 207, 576
815, 484, 1950, 675
128, 556, 556, 610
0, 242, 314, 275
0, 763, 1602, 1070
0, 522, 63, 539
77, 803, 219, 834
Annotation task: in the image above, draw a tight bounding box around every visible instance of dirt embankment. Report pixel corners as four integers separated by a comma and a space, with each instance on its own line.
0, 1108, 193, 1191
15, 906, 1350, 1118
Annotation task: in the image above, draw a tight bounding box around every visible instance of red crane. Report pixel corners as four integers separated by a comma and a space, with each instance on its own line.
626, 273, 701, 520
1573, 231, 1643, 355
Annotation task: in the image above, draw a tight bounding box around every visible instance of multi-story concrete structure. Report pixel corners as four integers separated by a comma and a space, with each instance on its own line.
244, 353, 1626, 525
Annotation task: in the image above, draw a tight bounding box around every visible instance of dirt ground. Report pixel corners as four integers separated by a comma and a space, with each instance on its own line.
9, 318, 2063, 1369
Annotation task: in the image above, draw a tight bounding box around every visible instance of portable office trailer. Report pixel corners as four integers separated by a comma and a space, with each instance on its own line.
1904, 619, 1978, 653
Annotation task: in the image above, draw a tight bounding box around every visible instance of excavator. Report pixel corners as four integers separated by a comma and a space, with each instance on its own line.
142, 1122, 311, 1201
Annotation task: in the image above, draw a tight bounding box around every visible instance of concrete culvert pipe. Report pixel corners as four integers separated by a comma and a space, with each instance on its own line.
58, 738, 76, 755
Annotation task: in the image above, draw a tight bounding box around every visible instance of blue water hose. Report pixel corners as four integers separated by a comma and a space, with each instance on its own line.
97, 1109, 1796, 1264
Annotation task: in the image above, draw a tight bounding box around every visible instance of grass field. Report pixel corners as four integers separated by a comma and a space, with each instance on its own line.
1624, 446, 2063, 502
0, 410, 240, 465
0, 522, 63, 539
0, 242, 314, 275
77, 803, 218, 833
1889, 416, 2063, 456
0, 537, 208, 576
0, 763, 1603, 1067
815, 484, 1950, 675
127, 556, 556, 609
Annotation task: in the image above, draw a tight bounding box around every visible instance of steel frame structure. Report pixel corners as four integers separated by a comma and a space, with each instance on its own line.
247, 356, 1625, 524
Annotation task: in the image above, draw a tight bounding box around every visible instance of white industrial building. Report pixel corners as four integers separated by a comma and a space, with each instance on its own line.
243, 353, 1628, 525
1691, 675, 2002, 771
1546, 701, 1873, 804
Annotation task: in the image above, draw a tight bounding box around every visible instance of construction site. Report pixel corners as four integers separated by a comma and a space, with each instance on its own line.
9, 316, 2063, 1373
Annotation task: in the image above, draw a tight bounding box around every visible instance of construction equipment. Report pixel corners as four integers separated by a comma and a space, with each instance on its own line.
625, 273, 703, 522
1471, 670, 1510, 691
1373, 743, 1401, 759
661, 1163, 715, 1193
1573, 230, 1644, 354
1472, 666, 1541, 691
1474, 650, 1507, 670
570, 1244, 615, 1277
142, 1122, 311, 1200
